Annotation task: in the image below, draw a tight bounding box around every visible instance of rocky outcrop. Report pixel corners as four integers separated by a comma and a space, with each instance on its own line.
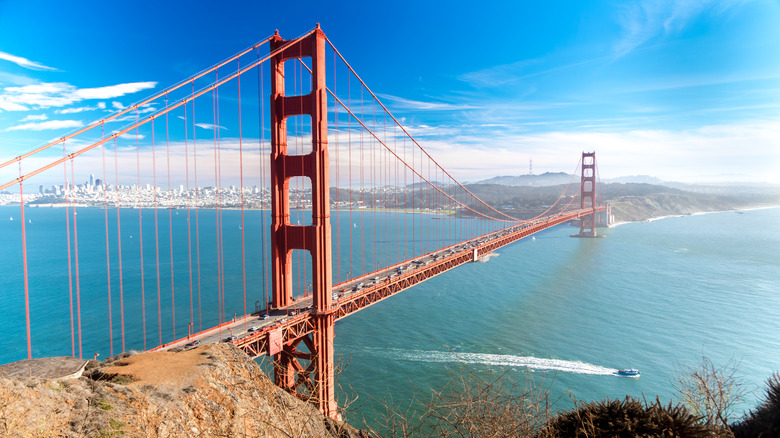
0, 344, 368, 437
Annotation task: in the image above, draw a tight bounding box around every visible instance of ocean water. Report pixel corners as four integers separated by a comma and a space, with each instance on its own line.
1, 205, 778, 425
0, 205, 498, 360
333, 208, 780, 425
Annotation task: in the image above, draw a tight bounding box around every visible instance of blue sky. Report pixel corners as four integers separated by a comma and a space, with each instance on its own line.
1, 0, 779, 183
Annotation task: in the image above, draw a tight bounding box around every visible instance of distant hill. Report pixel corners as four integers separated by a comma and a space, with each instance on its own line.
475, 172, 573, 187
461, 180, 780, 222
603, 175, 665, 184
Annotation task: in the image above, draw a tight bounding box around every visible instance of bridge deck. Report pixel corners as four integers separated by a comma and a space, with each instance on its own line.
153, 207, 604, 357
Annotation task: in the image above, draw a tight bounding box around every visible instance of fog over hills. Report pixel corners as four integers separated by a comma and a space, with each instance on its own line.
475, 173, 780, 195
467, 173, 780, 222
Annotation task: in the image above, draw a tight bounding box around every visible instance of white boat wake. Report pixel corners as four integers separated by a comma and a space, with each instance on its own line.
392, 349, 618, 375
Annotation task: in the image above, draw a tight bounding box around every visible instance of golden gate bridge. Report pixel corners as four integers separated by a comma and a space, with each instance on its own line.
0, 25, 607, 418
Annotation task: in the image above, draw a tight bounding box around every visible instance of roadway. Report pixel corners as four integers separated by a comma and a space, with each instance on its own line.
155, 207, 603, 356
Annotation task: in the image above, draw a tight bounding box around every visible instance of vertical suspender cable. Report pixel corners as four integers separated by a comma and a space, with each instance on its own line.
183, 101, 194, 334
348, 71, 353, 281
238, 58, 247, 319
258, 48, 269, 314
113, 138, 126, 353
212, 82, 221, 325
101, 126, 114, 357
135, 110, 147, 350
403, 137, 407, 261
152, 119, 162, 347
218, 75, 226, 323
165, 94, 176, 340
63, 143, 75, 357
213, 71, 224, 326
334, 49, 340, 285
192, 83, 203, 331
360, 85, 365, 275
370, 98, 376, 271
71, 160, 83, 358
18, 164, 31, 360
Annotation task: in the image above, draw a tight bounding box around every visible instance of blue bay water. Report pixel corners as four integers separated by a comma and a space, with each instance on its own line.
0, 205, 497, 360
333, 207, 780, 424
1, 205, 778, 423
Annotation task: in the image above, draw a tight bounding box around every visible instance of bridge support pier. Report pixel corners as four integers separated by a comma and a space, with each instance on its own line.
269, 25, 338, 418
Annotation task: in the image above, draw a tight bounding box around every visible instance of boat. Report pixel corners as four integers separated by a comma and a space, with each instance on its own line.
616, 369, 640, 377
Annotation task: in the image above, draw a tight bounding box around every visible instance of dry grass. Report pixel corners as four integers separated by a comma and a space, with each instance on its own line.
360, 364, 554, 437
0, 344, 368, 437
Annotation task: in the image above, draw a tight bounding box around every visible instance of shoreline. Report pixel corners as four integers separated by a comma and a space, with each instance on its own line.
1, 203, 451, 216
609, 204, 780, 227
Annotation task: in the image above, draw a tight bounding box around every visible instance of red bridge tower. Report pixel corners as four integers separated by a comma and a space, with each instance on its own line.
572, 151, 605, 238
269, 25, 337, 418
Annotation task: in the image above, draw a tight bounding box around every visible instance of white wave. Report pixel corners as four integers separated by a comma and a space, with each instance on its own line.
395, 350, 618, 375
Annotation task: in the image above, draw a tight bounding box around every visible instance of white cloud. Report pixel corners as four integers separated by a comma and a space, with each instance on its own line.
56, 106, 98, 114
195, 123, 227, 130
0, 100, 30, 111
0, 82, 76, 110
20, 114, 48, 122
71, 82, 157, 100
112, 101, 125, 110
0, 81, 157, 114
376, 93, 478, 111
0, 71, 38, 86
407, 120, 780, 184
332, 116, 778, 184
6, 119, 84, 132
0, 51, 57, 71
457, 59, 542, 89
612, 0, 749, 57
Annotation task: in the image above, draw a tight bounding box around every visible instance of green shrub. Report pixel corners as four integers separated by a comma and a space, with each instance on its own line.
537, 396, 714, 437
732, 373, 780, 437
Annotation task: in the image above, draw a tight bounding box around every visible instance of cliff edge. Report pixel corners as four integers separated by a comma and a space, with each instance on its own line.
0, 344, 367, 437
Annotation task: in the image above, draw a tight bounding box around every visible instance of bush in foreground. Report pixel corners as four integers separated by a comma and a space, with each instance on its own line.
731, 372, 780, 437
537, 396, 714, 437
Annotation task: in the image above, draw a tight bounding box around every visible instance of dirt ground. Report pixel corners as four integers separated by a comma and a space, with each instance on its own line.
101, 347, 209, 388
